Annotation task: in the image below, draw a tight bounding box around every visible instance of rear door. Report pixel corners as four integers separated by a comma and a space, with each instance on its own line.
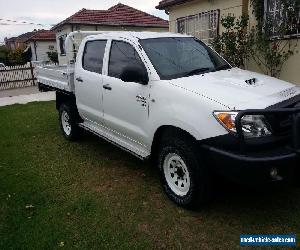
75, 39, 107, 124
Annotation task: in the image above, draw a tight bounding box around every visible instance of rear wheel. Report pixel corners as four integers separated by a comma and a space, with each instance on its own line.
38, 82, 49, 92
158, 130, 211, 208
59, 103, 81, 140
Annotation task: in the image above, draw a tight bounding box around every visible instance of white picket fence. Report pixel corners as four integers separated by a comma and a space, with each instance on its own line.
0, 62, 36, 90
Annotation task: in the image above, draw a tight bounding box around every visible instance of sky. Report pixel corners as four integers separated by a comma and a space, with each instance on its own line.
0, 0, 168, 43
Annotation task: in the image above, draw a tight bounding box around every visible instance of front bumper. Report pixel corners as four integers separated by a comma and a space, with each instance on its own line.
202, 144, 299, 184
201, 107, 300, 184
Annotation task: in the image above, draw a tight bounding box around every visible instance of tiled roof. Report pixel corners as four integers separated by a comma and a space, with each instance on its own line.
16, 31, 36, 42
5, 37, 17, 42
156, 0, 190, 10
26, 30, 56, 41
5, 30, 56, 44
51, 3, 169, 31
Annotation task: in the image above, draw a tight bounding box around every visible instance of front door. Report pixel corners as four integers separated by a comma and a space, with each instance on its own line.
75, 40, 107, 124
102, 40, 150, 147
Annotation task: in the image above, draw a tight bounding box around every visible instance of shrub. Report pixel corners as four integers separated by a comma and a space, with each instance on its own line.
212, 15, 252, 68
47, 51, 59, 64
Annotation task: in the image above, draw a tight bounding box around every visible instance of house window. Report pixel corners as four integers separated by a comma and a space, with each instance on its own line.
176, 9, 220, 44
49, 45, 54, 51
58, 35, 66, 55
265, 0, 300, 38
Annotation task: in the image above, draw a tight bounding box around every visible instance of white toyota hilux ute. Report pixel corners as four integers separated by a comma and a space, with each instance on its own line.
37, 31, 300, 207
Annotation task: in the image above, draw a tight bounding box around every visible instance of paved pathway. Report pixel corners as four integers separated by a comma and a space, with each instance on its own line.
0, 87, 55, 107
0, 86, 40, 98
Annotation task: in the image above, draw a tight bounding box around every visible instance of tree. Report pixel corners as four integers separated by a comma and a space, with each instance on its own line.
212, 0, 299, 78
249, 0, 299, 77
212, 15, 252, 68
7, 48, 27, 65
0, 45, 9, 65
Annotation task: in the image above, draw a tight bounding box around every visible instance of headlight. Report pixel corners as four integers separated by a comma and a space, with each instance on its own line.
213, 111, 272, 138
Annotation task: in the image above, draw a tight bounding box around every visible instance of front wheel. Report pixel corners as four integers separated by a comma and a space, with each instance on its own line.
158, 132, 211, 208
59, 103, 81, 141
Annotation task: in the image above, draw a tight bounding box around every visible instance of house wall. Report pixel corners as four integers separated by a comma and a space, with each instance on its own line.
168, 0, 243, 34
247, 4, 300, 85
167, 0, 300, 85
29, 41, 57, 62
56, 24, 168, 65
279, 40, 300, 84
6, 41, 16, 51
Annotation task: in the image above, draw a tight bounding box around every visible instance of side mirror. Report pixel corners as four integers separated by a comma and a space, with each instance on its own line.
120, 65, 149, 85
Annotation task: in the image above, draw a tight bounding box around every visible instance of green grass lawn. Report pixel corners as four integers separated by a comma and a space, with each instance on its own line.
0, 101, 299, 250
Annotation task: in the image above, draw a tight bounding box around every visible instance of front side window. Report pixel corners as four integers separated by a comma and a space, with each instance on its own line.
82, 40, 107, 74
108, 41, 146, 79
140, 37, 230, 80
265, 0, 300, 38
176, 10, 220, 44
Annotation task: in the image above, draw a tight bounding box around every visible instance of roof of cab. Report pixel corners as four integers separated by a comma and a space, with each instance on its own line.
89, 31, 191, 41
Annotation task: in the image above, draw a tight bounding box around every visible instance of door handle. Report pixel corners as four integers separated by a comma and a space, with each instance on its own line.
76, 77, 83, 82
103, 84, 112, 91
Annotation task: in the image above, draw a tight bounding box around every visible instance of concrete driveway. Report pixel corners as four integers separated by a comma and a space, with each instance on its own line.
0, 86, 55, 107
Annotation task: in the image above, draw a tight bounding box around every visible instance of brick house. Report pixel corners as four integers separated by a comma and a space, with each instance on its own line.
51, 3, 169, 65
5, 31, 36, 51
156, 0, 300, 84
25, 30, 57, 62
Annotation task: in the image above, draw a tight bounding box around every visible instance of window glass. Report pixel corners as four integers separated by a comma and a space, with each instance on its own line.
82, 40, 107, 74
266, 0, 300, 38
108, 41, 145, 79
140, 37, 230, 80
176, 10, 219, 44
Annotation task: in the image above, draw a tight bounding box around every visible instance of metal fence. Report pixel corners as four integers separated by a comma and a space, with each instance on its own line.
0, 62, 36, 90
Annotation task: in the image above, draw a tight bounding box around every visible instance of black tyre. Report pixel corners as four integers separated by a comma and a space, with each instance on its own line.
158, 130, 211, 208
38, 83, 48, 92
59, 103, 81, 141
292, 166, 300, 188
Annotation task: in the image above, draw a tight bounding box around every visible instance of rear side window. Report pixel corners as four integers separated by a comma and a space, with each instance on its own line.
108, 41, 145, 79
82, 40, 107, 74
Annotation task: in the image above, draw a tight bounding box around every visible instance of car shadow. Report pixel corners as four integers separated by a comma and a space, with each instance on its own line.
80, 130, 299, 217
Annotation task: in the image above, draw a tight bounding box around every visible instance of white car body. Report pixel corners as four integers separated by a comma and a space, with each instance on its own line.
36, 31, 300, 159
35, 31, 300, 204
36, 31, 300, 206
79, 32, 300, 157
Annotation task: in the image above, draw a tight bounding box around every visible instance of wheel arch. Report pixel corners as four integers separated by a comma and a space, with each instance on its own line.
56, 91, 83, 123
56, 91, 76, 111
150, 125, 198, 157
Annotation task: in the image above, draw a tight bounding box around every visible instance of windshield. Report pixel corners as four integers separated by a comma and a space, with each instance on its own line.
139, 37, 231, 80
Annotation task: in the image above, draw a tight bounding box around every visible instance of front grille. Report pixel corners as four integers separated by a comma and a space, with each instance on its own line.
294, 115, 300, 152
235, 95, 300, 153
265, 113, 293, 136
265, 99, 300, 137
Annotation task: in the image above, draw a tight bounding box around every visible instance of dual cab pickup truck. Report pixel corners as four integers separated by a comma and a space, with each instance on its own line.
37, 31, 300, 207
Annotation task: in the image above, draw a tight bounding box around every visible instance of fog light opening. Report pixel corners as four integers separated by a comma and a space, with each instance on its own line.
270, 167, 283, 181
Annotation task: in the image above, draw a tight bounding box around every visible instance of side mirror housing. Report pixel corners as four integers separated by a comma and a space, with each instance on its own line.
120, 65, 149, 85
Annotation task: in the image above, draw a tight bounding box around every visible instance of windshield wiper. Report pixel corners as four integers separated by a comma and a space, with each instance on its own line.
214, 64, 232, 71
184, 67, 211, 77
